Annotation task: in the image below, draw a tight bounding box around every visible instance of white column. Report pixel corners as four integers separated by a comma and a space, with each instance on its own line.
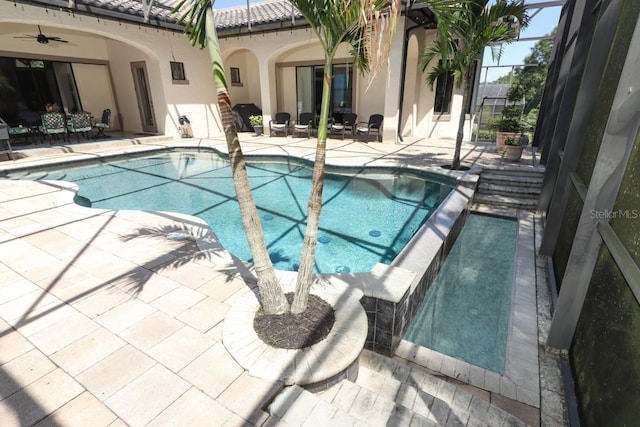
382, 18, 407, 144
257, 56, 277, 133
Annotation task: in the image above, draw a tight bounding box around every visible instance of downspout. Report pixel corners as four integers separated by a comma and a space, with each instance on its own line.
396, 1, 430, 144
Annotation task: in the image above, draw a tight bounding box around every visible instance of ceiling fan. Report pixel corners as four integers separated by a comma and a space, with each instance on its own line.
14, 26, 68, 44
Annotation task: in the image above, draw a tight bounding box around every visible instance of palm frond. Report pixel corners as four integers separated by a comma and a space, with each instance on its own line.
173, 0, 212, 48
420, 0, 529, 88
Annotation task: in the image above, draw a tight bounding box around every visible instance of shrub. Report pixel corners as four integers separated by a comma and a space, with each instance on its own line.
249, 115, 263, 126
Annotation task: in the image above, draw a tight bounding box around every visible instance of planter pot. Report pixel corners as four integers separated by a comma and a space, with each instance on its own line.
253, 125, 263, 136
504, 144, 524, 161
495, 131, 519, 153
223, 280, 367, 391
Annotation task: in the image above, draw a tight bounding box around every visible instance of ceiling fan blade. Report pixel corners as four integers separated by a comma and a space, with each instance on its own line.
14, 35, 38, 39
48, 37, 69, 43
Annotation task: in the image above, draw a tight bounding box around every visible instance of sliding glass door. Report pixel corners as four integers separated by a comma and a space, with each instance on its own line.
0, 57, 82, 126
295, 63, 353, 125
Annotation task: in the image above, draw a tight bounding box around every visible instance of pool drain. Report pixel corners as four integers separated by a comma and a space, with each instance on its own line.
263, 214, 274, 220
318, 236, 331, 244
369, 230, 381, 237
335, 266, 350, 274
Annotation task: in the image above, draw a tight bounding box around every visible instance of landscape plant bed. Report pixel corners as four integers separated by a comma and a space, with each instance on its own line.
254, 293, 335, 349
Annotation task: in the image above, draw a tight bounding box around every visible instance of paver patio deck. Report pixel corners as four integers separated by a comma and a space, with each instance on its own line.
0, 134, 565, 426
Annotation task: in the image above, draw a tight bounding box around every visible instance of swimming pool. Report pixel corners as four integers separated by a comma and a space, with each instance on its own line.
14, 150, 455, 274
403, 214, 518, 374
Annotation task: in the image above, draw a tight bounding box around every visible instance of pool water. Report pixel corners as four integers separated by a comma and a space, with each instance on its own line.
23, 151, 453, 273
403, 214, 518, 374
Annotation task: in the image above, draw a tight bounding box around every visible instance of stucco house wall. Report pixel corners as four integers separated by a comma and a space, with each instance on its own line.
0, 1, 222, 139
1, 1, 477, 143
217, 15, 475, 142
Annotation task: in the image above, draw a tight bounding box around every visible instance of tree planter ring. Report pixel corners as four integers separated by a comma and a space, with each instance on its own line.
223, 281, 367, 392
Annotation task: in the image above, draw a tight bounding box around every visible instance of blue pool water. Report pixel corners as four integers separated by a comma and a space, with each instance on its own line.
20, 151, 454, 273
404, 214, 518, 374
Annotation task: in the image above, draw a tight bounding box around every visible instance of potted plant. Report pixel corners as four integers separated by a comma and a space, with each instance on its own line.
494, 84, 525, 153
503, 134, 528, 161
249, 115, 263, 136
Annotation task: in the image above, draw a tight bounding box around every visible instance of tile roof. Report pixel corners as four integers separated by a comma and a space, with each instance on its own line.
25, 0, 304, 31
213, 0, 304, 30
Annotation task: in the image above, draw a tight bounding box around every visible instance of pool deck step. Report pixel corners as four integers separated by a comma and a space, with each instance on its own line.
474, 194, 539, 209
480, 164, 545, 178
480, 173, 544, 187
477, 182, 541, 198
476, 166, 544, 210
268, 350, 529, 426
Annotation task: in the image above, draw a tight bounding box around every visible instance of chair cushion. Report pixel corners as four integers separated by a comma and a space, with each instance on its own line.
9, 127, 30, 135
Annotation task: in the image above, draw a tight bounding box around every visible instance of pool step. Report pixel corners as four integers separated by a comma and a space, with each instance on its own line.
268, 350, 528, 426
475, 166, 544, 210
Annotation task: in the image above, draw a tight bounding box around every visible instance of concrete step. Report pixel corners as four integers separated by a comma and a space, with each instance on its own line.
480, 173, 544, 187
474, 193, 539, 209
268, 350, 528, 426
481, 165, 545, 178
477, 182, 541, 199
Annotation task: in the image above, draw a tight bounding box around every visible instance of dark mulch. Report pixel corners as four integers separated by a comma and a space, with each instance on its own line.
254, 293, 335, 349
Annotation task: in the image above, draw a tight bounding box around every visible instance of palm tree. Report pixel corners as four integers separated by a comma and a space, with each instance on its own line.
420, 0, 530, 170
174, 0, 289, 315
286, 0, 464, 313
174, 0, 463, 316
287, 0, 404, 314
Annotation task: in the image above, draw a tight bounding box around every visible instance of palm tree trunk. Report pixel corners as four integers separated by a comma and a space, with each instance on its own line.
452, 70, 472, 170
205, 8, 289, 315
291, 59, 333, 314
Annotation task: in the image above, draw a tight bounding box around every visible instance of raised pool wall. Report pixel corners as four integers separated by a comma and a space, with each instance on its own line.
334, 177, 477, 356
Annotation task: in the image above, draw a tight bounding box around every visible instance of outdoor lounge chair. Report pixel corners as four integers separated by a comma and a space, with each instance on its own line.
39, 112, 67, 144
269, 112, 290, 137
93, 109, 111, 139
354, 114, 383, 142
68, 111, 93, 142
329, 112, 357, 140
292, 112, 314, 138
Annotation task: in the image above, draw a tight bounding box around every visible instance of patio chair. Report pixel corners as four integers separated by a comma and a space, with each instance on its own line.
93, 108, 111, 139
8, 125, 31, 145
269, 112, 290, 137
329, 112, 357, 140
354, 114, 383, 142
292, 112, 314, 138
68, 111, 93, 142
39, 112, 67, 144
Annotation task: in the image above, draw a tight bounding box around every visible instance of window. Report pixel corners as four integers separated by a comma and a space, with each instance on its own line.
170, 61, 187, 83
434, 61, 454, 114
230, 67, 242, 85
